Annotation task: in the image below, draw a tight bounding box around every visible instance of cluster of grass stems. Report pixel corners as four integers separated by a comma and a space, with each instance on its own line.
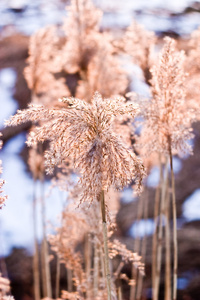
0, 0, 199, 300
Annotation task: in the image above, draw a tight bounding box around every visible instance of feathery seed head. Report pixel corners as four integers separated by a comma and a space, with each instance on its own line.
6, 92, 145, 204
137, 37, 195, 157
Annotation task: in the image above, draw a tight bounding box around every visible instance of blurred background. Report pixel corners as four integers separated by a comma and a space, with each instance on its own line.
1, 0, 200, 299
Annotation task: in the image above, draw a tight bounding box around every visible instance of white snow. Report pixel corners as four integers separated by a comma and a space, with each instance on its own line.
129, 218, 155, 238
0, 68, 17, 128
183, 189, 200, 221
121, 188, 136, 203
0, 0, 200, 36
147, 157, 182, 188
0, 133, 66, 256
95, 0, 196, 13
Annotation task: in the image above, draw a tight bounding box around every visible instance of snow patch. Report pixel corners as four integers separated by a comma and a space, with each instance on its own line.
183, 189, 200, 221
128, 218, 155, 238
0, 68, 17, 128
0, 134, 66, 256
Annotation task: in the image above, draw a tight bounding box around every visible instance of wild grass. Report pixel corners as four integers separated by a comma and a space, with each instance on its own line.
1, 0, 200, 299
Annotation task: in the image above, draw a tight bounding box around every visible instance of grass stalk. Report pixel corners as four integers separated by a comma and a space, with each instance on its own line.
168, 143, 177, 300
93, 241, 99, 298
154, 159, 168, 300
41, 178, 52, 298
152, 183, 160, 300
55, 254, 60, 299
114, 262, 124, 300
85, 233, 92, 299
33, 179, 40, 300
136, 189, 149, 300
130, 193, 144, 300
100, 190, 112, 300
55, 194, 67, 299
67, 268, 73, 292
100, 245, 106, 290
152, 158, 162, 300
118, 286, 122, 300
41, 239, 47, 297
164, 185, 171, 300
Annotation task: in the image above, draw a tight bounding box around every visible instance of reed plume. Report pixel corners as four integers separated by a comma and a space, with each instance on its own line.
6, 92, 145, 201
24, 0, 129, 108
114, 20, 156, 85
135, 37, 195, 300
24, 25, 70, 105
6, 91, 145, 299
137, 37, 194, 157
184, 26, 200, 120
